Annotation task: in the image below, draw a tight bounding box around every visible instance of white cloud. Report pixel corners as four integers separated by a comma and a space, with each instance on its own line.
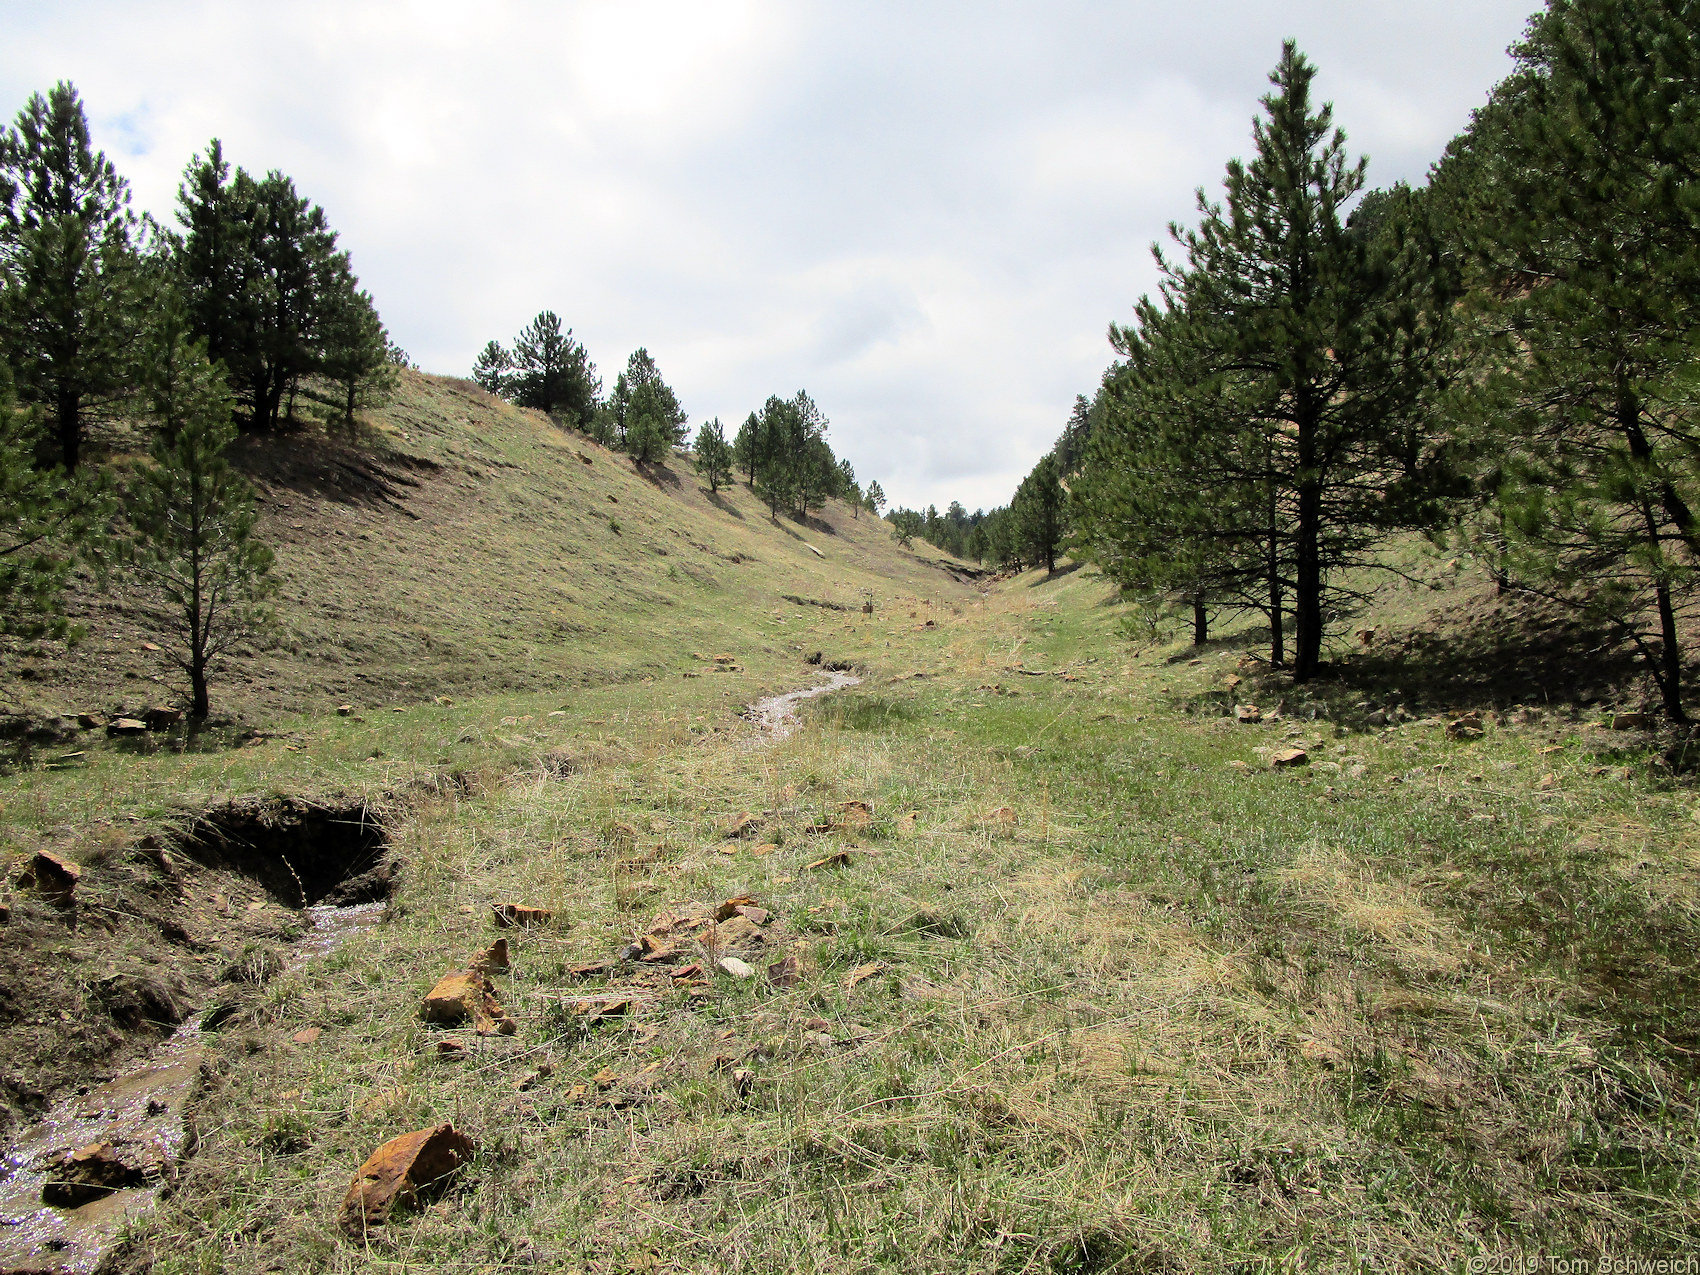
0, 0, 1534, 512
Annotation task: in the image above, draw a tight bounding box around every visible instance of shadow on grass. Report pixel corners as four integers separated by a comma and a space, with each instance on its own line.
1025, 561, 1085, 587
701, 488, 745, 519
231, 428, 442, 519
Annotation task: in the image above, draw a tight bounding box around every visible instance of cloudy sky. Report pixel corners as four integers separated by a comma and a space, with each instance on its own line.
1, 1, 1533, 512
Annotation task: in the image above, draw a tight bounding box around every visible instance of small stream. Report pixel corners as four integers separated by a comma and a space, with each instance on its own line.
0, 902, 385, 1274
748, 671, 861, 739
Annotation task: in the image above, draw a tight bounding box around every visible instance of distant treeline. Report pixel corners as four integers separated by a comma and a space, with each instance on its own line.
1, 82, 401, 714
916, 0, 1700, 722
472, 318, 888, 522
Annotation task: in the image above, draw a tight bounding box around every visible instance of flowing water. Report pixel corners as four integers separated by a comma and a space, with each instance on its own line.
0, 901, 385, 1274
748, 671, 861, 739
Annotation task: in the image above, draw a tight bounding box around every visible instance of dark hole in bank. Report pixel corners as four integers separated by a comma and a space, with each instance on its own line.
174, 798, 394, 908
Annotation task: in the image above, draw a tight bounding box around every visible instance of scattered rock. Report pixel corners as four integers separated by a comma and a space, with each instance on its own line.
41, 1141, 151, 1207
143, 706, 183, 730
435, 1038, 466, 1060
75, 712, 106, 730
804, 851, 853, 871
714, 915, 766, 948
420, 970, 517, 1036
1235, 704, 1262, 723
714, 896, 758, 922
338, 1123, 476, 1236
292, 1027, 323, 1045
1611, 711, 1654, 731
337, 704, 355, 716
767, 954, 800, 989
469, 938, 510, 975
717, 956, 755, 980
140, 641, 162, 652
107, 717, 148, 736
15, 850, 80, 904
834, 799, 873, 829
722, 812, 764, 839
490, 902, 554, 928
844, 961, 886, 992
1270, 748, 1309, 769
1445, 712, 1484, 741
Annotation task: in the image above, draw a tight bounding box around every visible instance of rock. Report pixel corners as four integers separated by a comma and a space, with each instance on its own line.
1365, 709, 1388, 728
715, 915, 765, 949
717, 956, 755, 980
714, 895, 759, 921
107, 717, 148, 736
41, 1141, 150, 1207
1445, 712, 1484, 741
835, 800, 873, 829
722, 813, 764, 839
140, 641, 162, 652
767, 954, 801, 989
338, 1123, 476, 1236
16, 850, 80, 904
1235, 704, 1262, 723
435, 1038, 466, 1060
804, 851, 852, 871
1538, 772, 1559, 790
1611, 711, 1654, 731
292, 1027, 323, 1045
421, 970, 516, 1036
75, 712, 106, 730
143, 706, 183, 730
490, 902, 553, 929
735, 905, 771, 927
1270, 748, 1309, 769
337, 704, 354, 716
844, 961, 886, 991
469, 938, 510, 975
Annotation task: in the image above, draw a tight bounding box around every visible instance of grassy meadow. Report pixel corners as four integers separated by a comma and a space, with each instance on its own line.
65, 564, 1698, 1273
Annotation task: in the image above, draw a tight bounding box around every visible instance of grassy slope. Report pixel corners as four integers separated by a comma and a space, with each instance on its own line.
1, 369, 973, 729
93, 567, 1700, 1272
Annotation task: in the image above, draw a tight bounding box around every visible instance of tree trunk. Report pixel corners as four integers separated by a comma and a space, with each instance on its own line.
1651, 580, 1688, 723
1267, 482, 1284, 667
344, 379, 357, 425
1292, 403, 1323, 682
1192, 595, 1208, 647
56, 386, 81, 471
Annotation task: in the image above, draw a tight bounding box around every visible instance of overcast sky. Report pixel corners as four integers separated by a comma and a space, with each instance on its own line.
1, 1, 1534, 512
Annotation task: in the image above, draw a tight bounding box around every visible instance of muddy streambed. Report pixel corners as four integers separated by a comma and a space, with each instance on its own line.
0, 902, 385, 1274
748, 671, 861, 738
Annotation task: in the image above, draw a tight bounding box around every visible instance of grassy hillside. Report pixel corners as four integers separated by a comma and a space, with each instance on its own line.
1, 370, 975, 729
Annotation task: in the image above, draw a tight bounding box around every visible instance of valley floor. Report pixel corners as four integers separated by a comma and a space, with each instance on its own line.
4, 565, 1698, 1273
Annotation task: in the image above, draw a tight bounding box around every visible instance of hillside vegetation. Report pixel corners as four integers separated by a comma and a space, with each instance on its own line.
1, 368, 972, 732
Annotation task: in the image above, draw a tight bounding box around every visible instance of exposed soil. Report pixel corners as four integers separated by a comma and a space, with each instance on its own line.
0, 798, 396, 1135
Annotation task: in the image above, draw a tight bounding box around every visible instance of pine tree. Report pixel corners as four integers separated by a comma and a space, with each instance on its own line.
609, 348, 687, 444
838, 457, 860, 516
1012, 454, 1066, 572
864, 480, 886, 519
318, 264, 395, 426
510, 311, 599, 424
0, 82, 142, 470
472, 341, 511, 395
694, 418, 732, 492
1440, 0, 1700, 720
125, 349, 273, 719
174, 141, 247, 371
0, 358, 109, 635
1163, 43, 1455, 681
733, 412, 760, 484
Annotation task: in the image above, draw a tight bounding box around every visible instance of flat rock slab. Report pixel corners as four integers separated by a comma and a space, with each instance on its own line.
421, 971, 516, 1036
339, 1123, 475, 1236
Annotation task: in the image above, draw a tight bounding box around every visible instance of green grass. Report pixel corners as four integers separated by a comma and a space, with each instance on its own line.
45, 566, 1689, 1274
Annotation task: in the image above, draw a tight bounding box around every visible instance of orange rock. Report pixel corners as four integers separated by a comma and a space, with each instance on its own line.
490, 902, 553, 929
470, 938, 510, 975
16, 850, 80, 904
292, 1027, 323, 1045
338, 1123, 475, 1235
421, 970, 516, 1036
714, 895, 759, 921
1270, 748, 1310, 768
